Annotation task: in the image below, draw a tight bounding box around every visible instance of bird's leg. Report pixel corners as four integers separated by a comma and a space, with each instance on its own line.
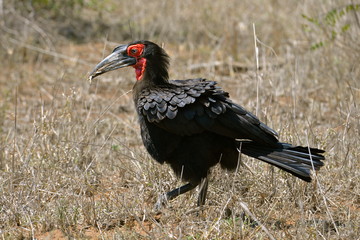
197, 176, 209, 206
166, 183, 197, 200
155, 183, 197, 210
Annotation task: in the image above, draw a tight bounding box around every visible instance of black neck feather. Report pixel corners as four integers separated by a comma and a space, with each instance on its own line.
142, 42, 170, 85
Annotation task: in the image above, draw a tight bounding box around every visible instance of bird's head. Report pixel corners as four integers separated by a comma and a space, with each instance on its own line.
89, 40, 169, 84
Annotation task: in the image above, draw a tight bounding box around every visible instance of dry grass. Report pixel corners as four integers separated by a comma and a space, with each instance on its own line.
1, 0, 359, 239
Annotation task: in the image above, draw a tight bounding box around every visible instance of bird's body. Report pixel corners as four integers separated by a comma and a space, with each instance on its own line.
89, 40, 325, 206
135, 78, 239, 183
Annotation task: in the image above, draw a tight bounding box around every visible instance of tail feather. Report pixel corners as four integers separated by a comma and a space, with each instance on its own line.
240, 142, 325, 182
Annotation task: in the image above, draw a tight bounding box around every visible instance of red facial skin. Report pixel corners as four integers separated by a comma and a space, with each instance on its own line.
127, 44, 146, 81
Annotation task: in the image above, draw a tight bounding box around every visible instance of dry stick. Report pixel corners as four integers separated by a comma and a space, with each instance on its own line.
208, 144, 275, 240
69, 89, 133, 154
292, 59, 298, 124
235, 27, 276, 239
235, 145, 275, 240
8, 38, 92, 66
305, 131, 339, 236
84, 124, 118, 173
253, 23, 260, 116
0, 0, 3, 18
352, 0, 360, 28
195, 153, 241, 239
239, 201, 276, 240
10, 86, 18, 197
89, 89, 133, 133
12, 86, 18, 174
88, 41, 133, 128
86, 40, 110, 121
115, 199, 153, 239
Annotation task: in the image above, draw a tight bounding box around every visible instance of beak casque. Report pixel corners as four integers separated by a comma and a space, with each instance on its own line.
88, 44, 137, 81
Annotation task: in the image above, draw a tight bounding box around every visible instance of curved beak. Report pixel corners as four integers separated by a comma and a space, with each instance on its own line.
89, 44, 136, 82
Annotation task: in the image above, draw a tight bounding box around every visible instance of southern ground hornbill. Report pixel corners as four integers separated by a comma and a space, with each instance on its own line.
89, 40, 325, 207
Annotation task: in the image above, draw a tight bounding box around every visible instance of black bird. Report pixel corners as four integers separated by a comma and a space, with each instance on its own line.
89, 40, 325, 207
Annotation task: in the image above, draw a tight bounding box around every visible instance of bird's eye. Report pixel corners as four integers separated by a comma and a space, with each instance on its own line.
127, 44, 145, 57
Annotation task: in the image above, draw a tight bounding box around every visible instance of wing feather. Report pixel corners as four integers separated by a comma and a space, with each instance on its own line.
137, 78, 278, 145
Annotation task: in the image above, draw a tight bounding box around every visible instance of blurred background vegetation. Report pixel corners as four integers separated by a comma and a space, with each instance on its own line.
2, 1, 359, 50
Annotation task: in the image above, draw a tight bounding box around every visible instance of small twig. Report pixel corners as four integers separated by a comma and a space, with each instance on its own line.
71, 89, 133, 154
12, 86, 18, 174
237, 144, 255, 175
351, 1, 360, 29
8, 37, 92, 66
305, 131, 339, 236
239, 201, 276, 240
84, 124, 118, 173
0, 0, 3, 20
188, 61, 224, 71
253, 23, 260, 116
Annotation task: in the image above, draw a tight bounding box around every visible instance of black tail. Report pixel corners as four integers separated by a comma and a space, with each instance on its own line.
240, 141, 325, 182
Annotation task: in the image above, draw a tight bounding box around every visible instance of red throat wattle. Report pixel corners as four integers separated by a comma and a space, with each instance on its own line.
127, 44, 146, 81
133, 58, 147, 81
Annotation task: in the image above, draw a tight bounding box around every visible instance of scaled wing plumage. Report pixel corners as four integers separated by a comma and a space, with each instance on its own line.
137, 78, 278, 145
